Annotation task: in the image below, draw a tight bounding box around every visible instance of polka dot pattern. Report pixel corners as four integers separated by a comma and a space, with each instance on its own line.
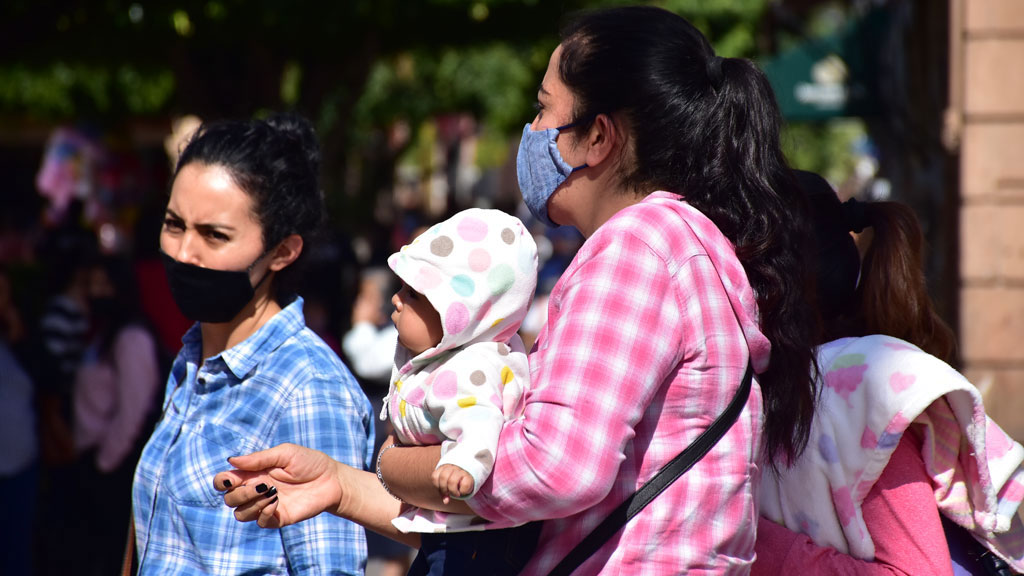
388, 209, 538, 351
431, 236, 454, 257
433, 371, 458, 400
451, 275, 475, 297
468, 248, 491, 272
475, 450, 495, 468
383, 209, 536, 517
457, 216, 488, 241
488, 264, 515, 295
415, 266, 442, 291
445, 302, 470, 335
406, 387, 426, 406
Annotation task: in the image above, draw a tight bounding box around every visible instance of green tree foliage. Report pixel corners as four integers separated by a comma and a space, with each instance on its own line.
781, 120, 866, 185
1, 0, 774, 127
5, 0, 862, 227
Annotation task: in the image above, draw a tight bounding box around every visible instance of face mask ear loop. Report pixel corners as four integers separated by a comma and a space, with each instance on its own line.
555, 114, 600, 174
555, 113, 599, 133
246, 246, 277, 291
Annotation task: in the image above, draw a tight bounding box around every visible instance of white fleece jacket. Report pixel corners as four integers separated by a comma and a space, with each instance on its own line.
382, 208, 538, 533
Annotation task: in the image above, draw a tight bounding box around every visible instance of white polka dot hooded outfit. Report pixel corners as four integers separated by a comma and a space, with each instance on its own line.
383, 208, 538, 533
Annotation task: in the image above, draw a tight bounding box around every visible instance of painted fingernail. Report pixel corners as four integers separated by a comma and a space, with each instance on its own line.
263, 486, 278, 499
268, 496, 278, 505
222, 479, 232, 488
255, 483, 268, 493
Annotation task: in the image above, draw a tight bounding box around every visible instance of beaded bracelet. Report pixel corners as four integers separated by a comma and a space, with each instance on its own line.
375, 443, 403, 501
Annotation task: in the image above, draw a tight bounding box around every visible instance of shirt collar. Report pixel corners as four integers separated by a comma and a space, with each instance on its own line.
646, 190, 682, 203
182, 296, 307, 380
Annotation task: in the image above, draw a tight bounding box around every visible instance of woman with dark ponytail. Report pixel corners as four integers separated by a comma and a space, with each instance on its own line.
216, 7, 818, 574
755, 172, 1024, 575
800, 169, 955, 362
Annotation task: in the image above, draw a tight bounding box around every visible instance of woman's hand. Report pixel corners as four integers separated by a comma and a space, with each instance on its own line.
214, 443, 343, 529
214, 442, 418, 547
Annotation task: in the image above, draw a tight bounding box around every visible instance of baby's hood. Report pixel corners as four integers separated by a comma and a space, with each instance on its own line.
388, 208, 538, 362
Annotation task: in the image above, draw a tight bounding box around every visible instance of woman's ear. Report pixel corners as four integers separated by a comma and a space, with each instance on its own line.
583, 113, 621, 167
268, 234, 304, 271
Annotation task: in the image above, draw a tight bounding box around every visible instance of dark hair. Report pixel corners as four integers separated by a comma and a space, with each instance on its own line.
798, 170, 861, 330
802, 173, 956, 363
175, 112, 325, 301
38, 201, 99, 296
559, 6, 818, 466
90, 254, 147, 357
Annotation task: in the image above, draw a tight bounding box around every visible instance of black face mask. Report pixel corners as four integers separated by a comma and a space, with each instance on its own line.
160, 251, 270, 324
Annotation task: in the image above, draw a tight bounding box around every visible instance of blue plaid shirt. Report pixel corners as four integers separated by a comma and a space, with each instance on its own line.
133, 297, 374, 575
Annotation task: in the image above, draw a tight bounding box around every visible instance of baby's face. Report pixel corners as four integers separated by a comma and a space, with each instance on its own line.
391, 281, 443, 355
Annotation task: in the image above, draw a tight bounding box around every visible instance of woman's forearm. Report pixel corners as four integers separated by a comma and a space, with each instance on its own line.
331, 460, 421, 548
378, 443, 474, 515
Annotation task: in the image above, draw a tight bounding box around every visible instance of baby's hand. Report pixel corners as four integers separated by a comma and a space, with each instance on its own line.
432, 464, 475, 504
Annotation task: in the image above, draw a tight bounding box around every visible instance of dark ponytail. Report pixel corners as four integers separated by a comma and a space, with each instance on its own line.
560, 6, 818, 466
859, 203, 956, 363
802, 173, 956, 364
175, 112, 325, 301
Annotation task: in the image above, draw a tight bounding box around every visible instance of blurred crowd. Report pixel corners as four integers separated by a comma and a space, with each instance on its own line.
0, 119, 580, 576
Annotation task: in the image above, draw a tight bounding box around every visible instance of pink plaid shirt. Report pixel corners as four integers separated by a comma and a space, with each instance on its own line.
469, 192, 772, 575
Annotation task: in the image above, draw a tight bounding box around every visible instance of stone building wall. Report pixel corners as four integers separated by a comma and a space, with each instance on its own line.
956, 0, 1024, 441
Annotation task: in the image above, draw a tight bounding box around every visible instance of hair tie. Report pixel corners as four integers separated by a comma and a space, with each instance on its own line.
706, 56, 724, 90
842, 197, 870, 233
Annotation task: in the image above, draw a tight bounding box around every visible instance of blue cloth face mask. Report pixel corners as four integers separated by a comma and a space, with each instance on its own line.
516, 120, 590, 227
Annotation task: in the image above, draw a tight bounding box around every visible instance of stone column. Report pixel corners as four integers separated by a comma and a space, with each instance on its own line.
956, 0, 1024, 441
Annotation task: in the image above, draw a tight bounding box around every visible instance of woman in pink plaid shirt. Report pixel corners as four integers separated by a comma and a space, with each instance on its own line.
216, 6, 819, 574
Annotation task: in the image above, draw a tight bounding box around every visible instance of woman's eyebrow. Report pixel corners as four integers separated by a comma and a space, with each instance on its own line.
164, 208, 236, 233
194, 223, 236, 234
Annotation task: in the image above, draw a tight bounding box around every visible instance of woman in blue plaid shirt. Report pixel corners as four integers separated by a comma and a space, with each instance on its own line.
131, 113, 375, 575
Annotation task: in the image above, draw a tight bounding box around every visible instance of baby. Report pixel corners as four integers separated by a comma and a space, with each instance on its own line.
381, 207, 538, 573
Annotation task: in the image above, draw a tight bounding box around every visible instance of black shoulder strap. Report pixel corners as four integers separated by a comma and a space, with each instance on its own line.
547, 362, 754, 576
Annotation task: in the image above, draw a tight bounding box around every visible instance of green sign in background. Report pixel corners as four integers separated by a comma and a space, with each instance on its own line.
761, 8, 889, 120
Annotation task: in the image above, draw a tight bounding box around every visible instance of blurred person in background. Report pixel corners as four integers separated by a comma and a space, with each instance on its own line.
343, 266, 399, 384
0, 264, 38, 576
29, 211, 97, 576
72, 254, 163, 576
